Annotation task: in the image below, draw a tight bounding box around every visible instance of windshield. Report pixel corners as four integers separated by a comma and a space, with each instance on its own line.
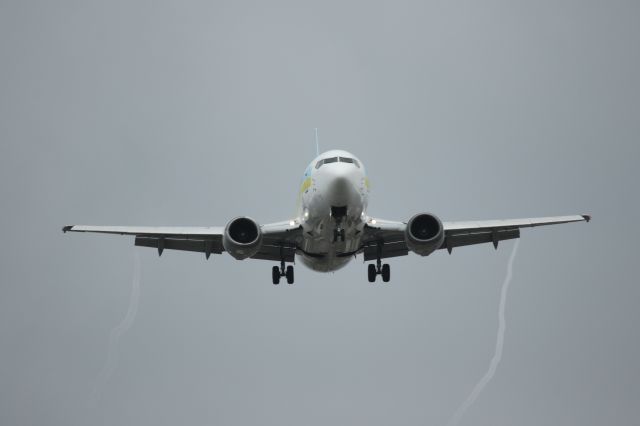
315, 156, 359, 169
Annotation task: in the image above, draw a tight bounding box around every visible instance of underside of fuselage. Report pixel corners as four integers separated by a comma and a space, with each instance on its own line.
298, 252, 353, 272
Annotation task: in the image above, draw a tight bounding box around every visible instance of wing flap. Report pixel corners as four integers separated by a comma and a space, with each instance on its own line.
251, 244, 296, 262
134, 236, 224, 255
363, 241, 409, 261
442, 228, 520, 252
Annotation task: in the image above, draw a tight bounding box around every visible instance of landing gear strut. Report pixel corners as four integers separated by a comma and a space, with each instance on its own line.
368, 244, 390, 283
272, 256, 294, 285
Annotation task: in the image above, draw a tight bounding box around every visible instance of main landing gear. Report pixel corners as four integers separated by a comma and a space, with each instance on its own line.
331, 206, 347, 243
368, 258, 390, 283
272, 259, 294, 285
368, 242, 390, 283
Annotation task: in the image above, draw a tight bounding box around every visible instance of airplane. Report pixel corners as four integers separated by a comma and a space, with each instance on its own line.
63, 149, 590, 284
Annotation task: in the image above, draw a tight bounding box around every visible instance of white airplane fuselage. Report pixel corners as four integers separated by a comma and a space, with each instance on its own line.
295, 150, 370, 272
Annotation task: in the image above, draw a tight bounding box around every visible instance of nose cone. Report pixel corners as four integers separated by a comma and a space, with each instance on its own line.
329, 176, 354, 205
326, 165, 360, 206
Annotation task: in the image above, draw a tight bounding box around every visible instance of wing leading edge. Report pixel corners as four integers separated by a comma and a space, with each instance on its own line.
62, 222, 302, 260
63, 214, 589, 261
362, 214, 590, 260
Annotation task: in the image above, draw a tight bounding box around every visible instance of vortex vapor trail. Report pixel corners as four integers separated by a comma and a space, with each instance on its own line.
90, 249, 141, 407
447, 239, 520, 426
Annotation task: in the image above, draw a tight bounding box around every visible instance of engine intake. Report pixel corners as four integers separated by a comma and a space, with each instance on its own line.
223, 217, 263, 260
405, 213, 444, 256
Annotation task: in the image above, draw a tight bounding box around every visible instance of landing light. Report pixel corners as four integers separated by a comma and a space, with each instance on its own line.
289, 220, 296, 226
371, 219, 377, 225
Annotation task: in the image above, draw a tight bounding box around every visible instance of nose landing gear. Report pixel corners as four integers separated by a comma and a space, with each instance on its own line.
331, 206, 347, 243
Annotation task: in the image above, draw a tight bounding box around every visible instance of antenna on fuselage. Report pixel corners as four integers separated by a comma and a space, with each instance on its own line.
314, 128, 319, 156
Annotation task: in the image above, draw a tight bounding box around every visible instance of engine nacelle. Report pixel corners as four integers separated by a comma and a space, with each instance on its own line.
405, 213, 445, 256
223, 217, 263, 260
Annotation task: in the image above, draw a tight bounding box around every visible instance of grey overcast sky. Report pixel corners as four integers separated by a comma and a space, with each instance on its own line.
1, 1, 638, 425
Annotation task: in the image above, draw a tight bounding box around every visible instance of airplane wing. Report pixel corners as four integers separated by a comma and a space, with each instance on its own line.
360, 214, 591, 261
62, 222, 302, 261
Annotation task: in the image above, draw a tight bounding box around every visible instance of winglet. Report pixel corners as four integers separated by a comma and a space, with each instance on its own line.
62, 225, 73, 233
581, 214, 592, 223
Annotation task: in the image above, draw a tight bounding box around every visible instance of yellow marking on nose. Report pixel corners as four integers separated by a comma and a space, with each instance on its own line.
299, 177, 312, 194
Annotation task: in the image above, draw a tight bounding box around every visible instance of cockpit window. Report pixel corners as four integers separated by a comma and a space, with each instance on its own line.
338, 157, 360, 167
316, 156, 360, 169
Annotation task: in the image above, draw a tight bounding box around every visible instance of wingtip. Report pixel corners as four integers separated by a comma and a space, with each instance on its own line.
581, 214, 592, 223
62, 225, 73, 233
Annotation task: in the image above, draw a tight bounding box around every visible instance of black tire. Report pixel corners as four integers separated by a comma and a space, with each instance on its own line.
368, 264, 377, 282
381, 264, 390, 282
272, 266, 281, 285
286, 265, 294, 284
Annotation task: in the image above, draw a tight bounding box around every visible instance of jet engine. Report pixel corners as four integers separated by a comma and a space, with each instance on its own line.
405, 213, 445, 256
223, 217, 263, 260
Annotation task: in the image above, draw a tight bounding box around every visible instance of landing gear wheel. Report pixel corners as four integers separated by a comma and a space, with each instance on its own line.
272, 266, 281, 285
286, 265, 294, 284
368, 264, 377, 282
381, 264, 390, 282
